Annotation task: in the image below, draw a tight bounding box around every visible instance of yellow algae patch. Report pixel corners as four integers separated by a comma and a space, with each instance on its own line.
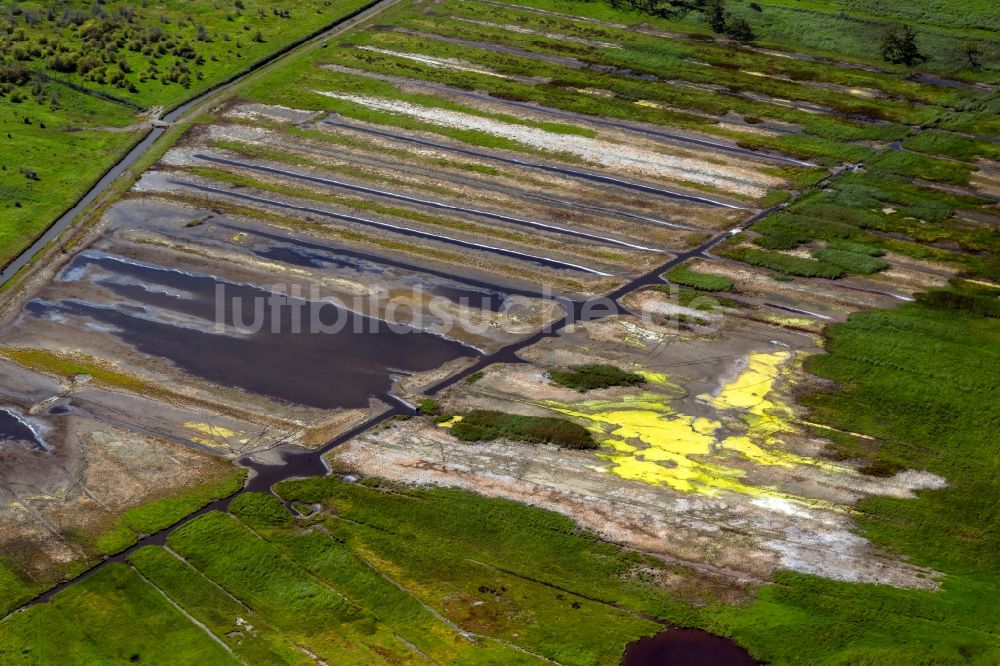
702, 352, 845, 472
799, 420, 876, 441
961, 278, 1000, 290
637, 370, 671, 385
183, 421, 236, 438
721, 435, 795, 469
704, 351, 790, 411
543, 396, 761, 496
437, 415, 463, 428
605, 452, 749, 493
692, 417, 717, 436
521, 350, 853, 499
189, 438, 228, 449
763, 314, 816, 329
183, 421, 237, 449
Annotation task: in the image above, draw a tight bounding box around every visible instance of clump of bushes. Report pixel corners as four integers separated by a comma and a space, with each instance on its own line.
725, 247, 845, 278
812, 248, 889, 275
664, 265, 734, 292
649, 285, 739, 310
827, 240, 885, 257
917, 288, 1000, 317
752, 212, 862, 251
902, 130, 1000, 163
450, 410, 596, 450
417, 398, 440, 415
550, 364, 645, 392
866, 151, 972, 187
879, 26, 925, 66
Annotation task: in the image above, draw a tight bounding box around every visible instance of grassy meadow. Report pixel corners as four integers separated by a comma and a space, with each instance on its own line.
0, 0, 372, 270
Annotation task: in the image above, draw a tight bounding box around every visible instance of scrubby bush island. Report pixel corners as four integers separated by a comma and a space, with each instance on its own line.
450, 410, 596, 449
665, 265, 734, 291
724, 247, 845, 278
417, 398, 441, 415
550, 364, 645, 392
826, 240, 885, 257
812, 248, 889, 274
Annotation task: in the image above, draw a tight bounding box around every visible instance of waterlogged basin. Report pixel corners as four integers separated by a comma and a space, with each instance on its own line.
31, 254, 477, 409
620, 629, 756, 665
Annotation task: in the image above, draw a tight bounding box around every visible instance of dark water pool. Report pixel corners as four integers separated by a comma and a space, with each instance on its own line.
0, 409, 43, 447
620, 629, 756, 665
254, 245, 507, 312
35, 256, 476, 409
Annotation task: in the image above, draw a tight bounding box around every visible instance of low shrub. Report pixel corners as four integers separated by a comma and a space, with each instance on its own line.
665, 265, 734, 291
812, 248, 889, 274
917, 288, 1000, 317
550, 364, 645, 392
726, 247, 845, 278
417, 398, 440, 415
753, 212, 862, 250
450, 410, 596, 449
754, 230, 805, 250
827, 240, 885, 256
902, 130, 1000, 163
866, 150, 972, 186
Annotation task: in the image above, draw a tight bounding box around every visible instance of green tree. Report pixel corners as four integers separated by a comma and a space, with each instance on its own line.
725, 16, 754, 42
880, 26, 925, 66
703, 0, 727, 33
963, 42, 982, 70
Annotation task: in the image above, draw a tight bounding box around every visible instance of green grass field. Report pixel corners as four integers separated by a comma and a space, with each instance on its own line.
506, 0, 999, 81
710, 299, 1000, 663
0, 564, 236, 665
0, 0, 371, 270
0, 81, 140, 266
2, 483, 705, 664
0, 467, 245, 617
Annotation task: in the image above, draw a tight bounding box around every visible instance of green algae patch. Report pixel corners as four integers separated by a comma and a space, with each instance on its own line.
0, 347, 149, 393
